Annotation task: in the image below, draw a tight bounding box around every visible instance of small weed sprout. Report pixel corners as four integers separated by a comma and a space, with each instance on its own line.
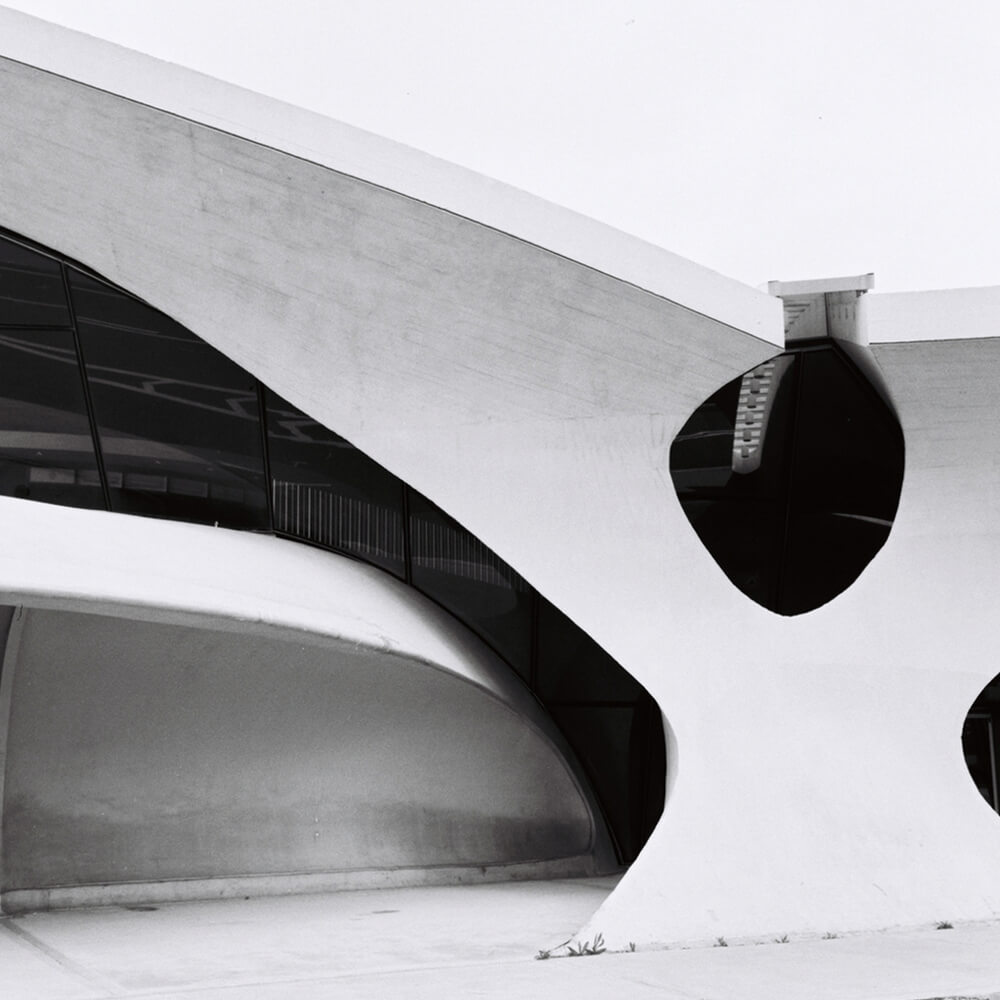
566, 933, 606, 957
822, 932, 839, 940
715, 936, 728, 947
628, 941, 636, 952
536, 933, 609, 960
774, 934, 789, 944
936, 920, 953, 930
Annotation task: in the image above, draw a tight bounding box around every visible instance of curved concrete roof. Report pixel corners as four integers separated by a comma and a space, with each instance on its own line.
0, 6, 780, 343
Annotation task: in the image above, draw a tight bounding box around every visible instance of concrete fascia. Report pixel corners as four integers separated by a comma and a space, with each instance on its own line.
0, 6, 781, 344
866, 284, 1000, 344
767, 273, 875, 297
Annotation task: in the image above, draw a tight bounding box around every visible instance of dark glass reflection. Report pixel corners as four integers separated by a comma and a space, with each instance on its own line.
963, 714, 997, 810
540, 595, 666, 864
781, 349, 905, 614
69, 270, 268, 529
0, 238, 70, 328
409, 491, 533, 675
670, 343, 905, 615
550, 699, 664, 863
537, 597, 641, 702
0, 329, 103, 509
265, 390, 406, 577
963, 674, 1000, 815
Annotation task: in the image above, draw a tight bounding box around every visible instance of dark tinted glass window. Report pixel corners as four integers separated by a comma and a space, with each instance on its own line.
408, 491, 532, 675
265, 390, 406, 577
671, 356, 797, 501
630, 696, 667, 856
0, 329, 103, 509
0, 238, 70, 327
536, 597, 641, 702
963, 674, 1000, 815
963, 715, 997, 810
782, 347, 904, 613
69, 270, 268, 528
680, 498, 785, 610
550, 702, 664, 864
791, 349, 904, 518
670, 344, 904, 615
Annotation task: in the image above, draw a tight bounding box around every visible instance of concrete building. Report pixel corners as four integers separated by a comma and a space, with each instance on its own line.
2, 7, 1000, 949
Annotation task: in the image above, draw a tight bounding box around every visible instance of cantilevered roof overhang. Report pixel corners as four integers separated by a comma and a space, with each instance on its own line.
0, 6, 781, 345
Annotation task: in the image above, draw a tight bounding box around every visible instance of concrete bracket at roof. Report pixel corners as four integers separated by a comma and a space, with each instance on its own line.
0, 6, 782, 345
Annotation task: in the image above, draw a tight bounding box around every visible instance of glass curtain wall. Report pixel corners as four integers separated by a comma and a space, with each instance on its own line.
265, 388, 407, 577
0, 239, 102, 509
0, 229, 664, 865
70, 269, 270, 529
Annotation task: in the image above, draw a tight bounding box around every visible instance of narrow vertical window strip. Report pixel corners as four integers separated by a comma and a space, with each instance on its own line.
61, 263, 111, 510
256, 380, 275, 527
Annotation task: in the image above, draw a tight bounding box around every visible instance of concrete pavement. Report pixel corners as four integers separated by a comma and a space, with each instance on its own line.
2, 877, 1000, 999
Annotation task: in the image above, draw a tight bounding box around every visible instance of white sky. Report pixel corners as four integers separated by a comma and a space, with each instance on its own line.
4, 0, 999, 294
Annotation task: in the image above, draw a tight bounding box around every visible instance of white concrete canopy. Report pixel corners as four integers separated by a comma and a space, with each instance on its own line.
0, 499, 613, 910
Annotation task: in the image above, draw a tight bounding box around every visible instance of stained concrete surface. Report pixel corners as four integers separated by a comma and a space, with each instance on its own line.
2, 878, 1000, 999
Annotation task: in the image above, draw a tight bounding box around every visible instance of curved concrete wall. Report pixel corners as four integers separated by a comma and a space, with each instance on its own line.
578, 336, 1000, 946
0, 501, 611, 911
5, 15, 1000, 948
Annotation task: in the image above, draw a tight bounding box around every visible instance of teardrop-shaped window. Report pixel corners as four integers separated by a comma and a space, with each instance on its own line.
670, 341, 904, 615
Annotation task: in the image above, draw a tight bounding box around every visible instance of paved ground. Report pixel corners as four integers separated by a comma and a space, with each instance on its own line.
2, 877, 1000, 999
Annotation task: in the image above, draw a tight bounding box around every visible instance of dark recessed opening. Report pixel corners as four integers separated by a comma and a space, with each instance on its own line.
670, 342, 905, 615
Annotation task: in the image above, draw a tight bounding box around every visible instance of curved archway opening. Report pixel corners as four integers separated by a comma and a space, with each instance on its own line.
0, 227, 665, 880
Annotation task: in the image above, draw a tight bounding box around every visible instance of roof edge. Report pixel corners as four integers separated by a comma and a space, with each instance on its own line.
0, 6, 781, 344
867, 285, 1000, 344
